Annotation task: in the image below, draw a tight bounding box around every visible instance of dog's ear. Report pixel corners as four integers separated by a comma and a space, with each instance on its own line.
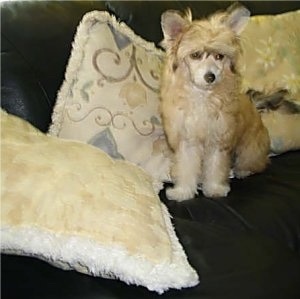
161, 10, 191, 47
225, 3, 250, 35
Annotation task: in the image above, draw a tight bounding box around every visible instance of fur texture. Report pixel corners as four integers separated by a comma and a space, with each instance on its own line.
248, 89, 300, 115
160, 4, 270, 200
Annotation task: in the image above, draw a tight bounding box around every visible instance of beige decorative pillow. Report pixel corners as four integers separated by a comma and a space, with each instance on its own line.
240, 10, 300, 102
1, 110, 199, 294
49, 11, 171, 189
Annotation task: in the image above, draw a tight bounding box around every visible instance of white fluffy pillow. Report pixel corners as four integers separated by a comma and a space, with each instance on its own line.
1, 109, 199, 294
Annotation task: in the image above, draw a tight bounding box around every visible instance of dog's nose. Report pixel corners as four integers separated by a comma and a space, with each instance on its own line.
204, 72, 215, 83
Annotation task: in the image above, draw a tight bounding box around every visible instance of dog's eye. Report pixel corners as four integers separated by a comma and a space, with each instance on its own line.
215, 53, 224, 60
190, 51, 203, 60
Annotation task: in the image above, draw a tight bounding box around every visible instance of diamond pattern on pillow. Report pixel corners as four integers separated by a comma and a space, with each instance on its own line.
48, 11, 171, 190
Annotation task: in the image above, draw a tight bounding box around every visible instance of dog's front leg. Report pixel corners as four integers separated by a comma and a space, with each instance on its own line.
166, 141, 202, 201
202, 148, 231, 198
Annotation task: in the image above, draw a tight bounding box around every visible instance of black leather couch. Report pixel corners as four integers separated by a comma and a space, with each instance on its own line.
1, 1, 300, 299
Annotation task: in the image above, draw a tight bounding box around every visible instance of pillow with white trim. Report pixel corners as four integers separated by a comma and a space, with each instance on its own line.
48, 11, 171, 191
1, 109, 199, 294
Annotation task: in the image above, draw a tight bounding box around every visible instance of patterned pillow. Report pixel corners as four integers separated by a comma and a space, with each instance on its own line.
240, 10, 300, 102
49, 11, 171, 191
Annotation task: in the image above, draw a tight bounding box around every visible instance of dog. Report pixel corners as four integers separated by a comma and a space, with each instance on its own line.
159, 4, 270, 201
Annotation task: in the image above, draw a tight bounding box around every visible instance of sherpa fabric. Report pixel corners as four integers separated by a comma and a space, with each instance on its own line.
1, 109, 199, 294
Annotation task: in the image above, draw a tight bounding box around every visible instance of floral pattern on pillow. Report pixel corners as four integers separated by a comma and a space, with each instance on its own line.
240, 10, 300, 102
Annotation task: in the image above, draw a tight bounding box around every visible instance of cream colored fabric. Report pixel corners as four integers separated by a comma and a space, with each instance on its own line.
240, 10, 300, 155
240, 10, 300, 101
48, 11, 171, 189
261, 112, 300, 155
1, 110, 199, 294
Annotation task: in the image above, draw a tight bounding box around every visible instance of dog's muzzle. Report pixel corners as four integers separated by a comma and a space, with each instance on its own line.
204, 72, 216, 84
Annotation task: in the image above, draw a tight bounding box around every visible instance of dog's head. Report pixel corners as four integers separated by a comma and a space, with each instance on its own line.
161, 4, 250, 90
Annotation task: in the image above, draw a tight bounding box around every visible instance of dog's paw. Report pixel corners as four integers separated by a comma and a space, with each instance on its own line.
202, 183, 230, 198
166, 186, 196, 202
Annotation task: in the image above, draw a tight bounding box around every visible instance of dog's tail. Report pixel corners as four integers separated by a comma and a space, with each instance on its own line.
247, 89, 300, 114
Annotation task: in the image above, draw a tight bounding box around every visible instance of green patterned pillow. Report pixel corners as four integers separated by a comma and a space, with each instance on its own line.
240, 10, 300, 102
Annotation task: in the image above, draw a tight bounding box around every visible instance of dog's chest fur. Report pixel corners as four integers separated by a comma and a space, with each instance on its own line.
162, 79, 239, 148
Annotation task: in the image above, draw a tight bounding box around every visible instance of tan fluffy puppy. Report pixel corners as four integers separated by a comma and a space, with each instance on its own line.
160, 4, 270, 200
